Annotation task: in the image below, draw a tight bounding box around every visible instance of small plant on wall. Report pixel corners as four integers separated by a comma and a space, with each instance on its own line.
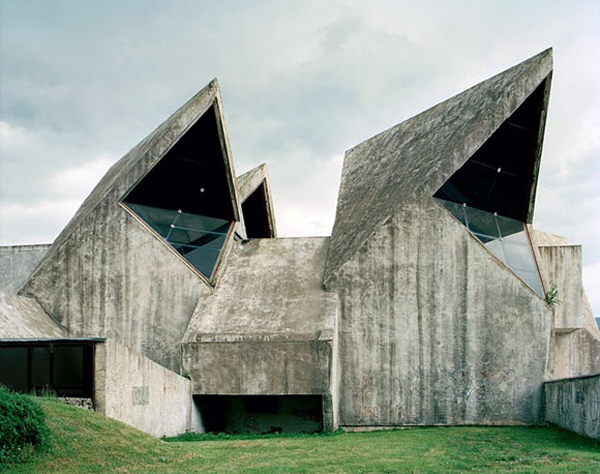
545, 282, 562, 307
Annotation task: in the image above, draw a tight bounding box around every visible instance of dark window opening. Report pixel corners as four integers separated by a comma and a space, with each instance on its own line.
122, 104, 236, 280
0, 342, 94, 397
195, 395, 323, 434
241, 183, 273, 238
433, 79, 548, 296
434, 80, 546, 222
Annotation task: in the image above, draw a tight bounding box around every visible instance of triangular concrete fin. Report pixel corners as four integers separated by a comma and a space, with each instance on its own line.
237, 164, 269, 202
23, 79, 241, 286
324, 49, 553, 285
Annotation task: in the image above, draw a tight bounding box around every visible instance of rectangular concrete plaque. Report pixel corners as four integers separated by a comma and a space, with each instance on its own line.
132, 386, 149, 406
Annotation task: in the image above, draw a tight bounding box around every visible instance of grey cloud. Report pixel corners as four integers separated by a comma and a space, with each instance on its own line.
1, 0, 599, 313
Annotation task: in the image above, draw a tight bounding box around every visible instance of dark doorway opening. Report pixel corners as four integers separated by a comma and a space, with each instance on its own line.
195, 395, 323, 434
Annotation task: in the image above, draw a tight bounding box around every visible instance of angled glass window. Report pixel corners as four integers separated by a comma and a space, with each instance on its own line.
121, 104, 237, 282
436, 199, 543, 296
433, 80, 547, 297
125, 203, 231, 279
434, 81, 546, 222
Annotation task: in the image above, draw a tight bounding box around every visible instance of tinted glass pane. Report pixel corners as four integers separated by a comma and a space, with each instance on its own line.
464, 206, 499, 239
178, 212, 230, 233
182, 234, 227, 277
124, 202, 231, 279
503, 239, 533, 272
126, 203, 177, 238
436, 198, 543, 297
31, 347, 50, 389
484, 239, 507, 262
0, 347, 28, 392
437, 199, 467, 226
518, 270, 544, 296
54, 346, 84, 390
495, 213, 524, 238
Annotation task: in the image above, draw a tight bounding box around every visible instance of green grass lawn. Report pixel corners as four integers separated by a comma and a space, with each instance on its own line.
2, 397, 599, 473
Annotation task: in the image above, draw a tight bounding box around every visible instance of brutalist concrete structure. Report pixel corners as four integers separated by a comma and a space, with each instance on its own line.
1, 48, 599, 436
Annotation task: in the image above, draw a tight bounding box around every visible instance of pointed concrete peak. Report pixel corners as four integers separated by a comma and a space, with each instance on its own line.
324, 50, 553, 285
237, 163, 270, 201
24, 78, 240, 286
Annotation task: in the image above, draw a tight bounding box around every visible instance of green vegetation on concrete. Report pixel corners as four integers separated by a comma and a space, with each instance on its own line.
0, 384, 48, 463
2, 397, 599, 473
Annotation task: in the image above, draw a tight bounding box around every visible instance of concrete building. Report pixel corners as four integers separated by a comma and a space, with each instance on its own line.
1, 48, 599, 437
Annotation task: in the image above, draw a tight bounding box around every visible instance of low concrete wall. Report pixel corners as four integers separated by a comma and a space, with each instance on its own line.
545, 374, 600, 440
95, 338, 202, 437
0, 244, 50, 293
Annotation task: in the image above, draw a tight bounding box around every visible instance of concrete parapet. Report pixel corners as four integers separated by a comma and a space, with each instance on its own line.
545, 374, 600, 440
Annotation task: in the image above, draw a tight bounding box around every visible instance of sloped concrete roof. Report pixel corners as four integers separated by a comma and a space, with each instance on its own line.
183, 237, 337, 343
24, 79, 241, 288
0, 291, 66, 338
531, 229, 569, 247
324, 49, 553, 285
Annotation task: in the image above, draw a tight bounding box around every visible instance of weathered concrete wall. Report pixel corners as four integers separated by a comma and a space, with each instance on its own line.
0, 291, 66, 338
187, 339, 332, 395
331, 199, 552, 426
530, 230, 568, 247
94, 338, 202, 438
531, 230, 598, 337
184, 237, 337, 395
547, 328, 600, 380
325, 50, 552, 284
582, 293, 600, 338
20, 202, 210, 372
545, 374, 600, 440
183, 237, 338, 428
0, 245, 50, 293
536, 245, 584, 328
184, 238, 336, 339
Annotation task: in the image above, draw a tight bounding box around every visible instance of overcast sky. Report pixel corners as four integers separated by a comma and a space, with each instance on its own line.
1, 0, 599, 315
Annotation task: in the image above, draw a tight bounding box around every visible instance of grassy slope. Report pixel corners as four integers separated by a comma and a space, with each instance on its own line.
2, 398, 599, 473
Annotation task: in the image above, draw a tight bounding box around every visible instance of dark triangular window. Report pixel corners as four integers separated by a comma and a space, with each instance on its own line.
434, 80, 548, 296
122, 104, 236, 282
